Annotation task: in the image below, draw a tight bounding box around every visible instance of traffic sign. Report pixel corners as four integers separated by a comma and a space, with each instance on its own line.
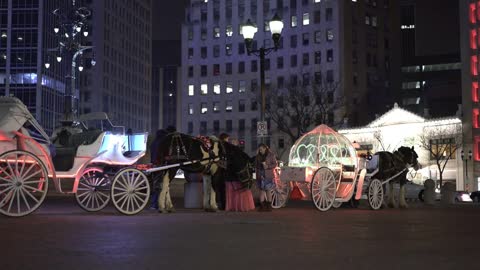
257, 121, 268, 136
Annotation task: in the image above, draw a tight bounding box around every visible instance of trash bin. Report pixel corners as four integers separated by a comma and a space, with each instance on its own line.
184, 172, 203, 208
423, 179, 435, 205
440, 182, 456, 205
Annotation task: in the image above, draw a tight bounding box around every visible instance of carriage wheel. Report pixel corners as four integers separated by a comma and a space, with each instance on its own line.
0, 150, 49, 217
271, 180, 290, 209
368, 179, 384, 210
332, 201, 342, 208
111, 168, 150, 215
311, 167, 337, 211
75, 167, 111, 212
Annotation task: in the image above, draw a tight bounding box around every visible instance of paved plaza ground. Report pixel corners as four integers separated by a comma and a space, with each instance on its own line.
1, 192, 479, 270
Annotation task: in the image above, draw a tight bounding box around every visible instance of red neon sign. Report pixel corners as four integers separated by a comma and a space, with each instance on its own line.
474, 108, 480, 128
477, 2, 480, 21
471, 29, 478, 49
471, 55, 478, 76
475, 136, 480, 161
471, 3, 477, 24
473, 82, 479, 102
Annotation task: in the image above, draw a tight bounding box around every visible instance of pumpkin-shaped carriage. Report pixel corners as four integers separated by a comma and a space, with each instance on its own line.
0, 97, 148, 217
272, 125, 385, 211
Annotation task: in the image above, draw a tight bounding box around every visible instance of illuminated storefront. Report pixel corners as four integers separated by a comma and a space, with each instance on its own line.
339, 104, 464, 190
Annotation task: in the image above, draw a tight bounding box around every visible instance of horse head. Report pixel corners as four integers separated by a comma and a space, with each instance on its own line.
397, 146, 420, 170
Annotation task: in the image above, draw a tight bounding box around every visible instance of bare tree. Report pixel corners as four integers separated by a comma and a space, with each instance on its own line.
265, 81, 342, 144
419, 124, 462, 188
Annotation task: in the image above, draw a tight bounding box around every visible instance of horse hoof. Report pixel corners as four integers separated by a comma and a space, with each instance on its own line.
204, 208, 217, 212
387, 203, 395, 208
168, 208, 176, 213
399, 204, 409, 209
158, 209, 168, 214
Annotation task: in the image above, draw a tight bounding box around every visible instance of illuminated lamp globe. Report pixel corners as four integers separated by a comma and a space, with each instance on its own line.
241, 19, 257, 40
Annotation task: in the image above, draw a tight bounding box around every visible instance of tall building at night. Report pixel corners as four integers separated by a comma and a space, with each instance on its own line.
80, 0, 152, 132
151, 1, 187, 132
0, 0, 75, 133
399, 0, 461, 117
181, 0, 400, 156
460, 1, 480, 192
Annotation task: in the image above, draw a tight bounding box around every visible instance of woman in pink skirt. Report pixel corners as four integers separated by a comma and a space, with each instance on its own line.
223, 138, 255, 212
225, 180, 255, 212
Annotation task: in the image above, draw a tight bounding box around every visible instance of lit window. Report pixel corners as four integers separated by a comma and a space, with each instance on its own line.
291, 15, 297, 27
239, 80, 246, 93
213, 102, 220, 112
226, 44, 232, 55
188, 85, 194, 96
365, 15, 370, 25
214, 84, 221, 94
326, 29, 334, 41
371, 16, 377, 27
226, 101, 233, 112
201, 84, 208, 95
188, 103, 194, 115
226, 25, 233, 36
226, 82, 233, 93
214, 27, 220, 38
303, 13, 310, 25
201, 103, 208, 114
264, 21, 270, 32
315, 0, 321, 2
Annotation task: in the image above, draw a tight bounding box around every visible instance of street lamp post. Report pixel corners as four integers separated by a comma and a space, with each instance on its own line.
241, 13, 284, 144
44, 0, 95, 123
461, 149, 473, 191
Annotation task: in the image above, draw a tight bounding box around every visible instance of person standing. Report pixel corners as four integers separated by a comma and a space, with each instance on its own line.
255, 143, 277, 211
149, 129, 167, 210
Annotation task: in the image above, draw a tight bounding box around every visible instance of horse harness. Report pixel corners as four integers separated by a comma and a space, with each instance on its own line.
166, 133, 220, 174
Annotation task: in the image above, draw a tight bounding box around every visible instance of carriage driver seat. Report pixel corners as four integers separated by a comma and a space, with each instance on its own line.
52, 129, 103, 171
341, 164, 356, 183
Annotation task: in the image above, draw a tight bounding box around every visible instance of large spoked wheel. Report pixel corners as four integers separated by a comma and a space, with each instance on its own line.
271, 180, 290, 209
75, 167, 111, 212
368, 179, 384, 210
111, 168, 150, 215
0, 150, 49, 217
332, 201, 342, 208
311, 167, 337, 211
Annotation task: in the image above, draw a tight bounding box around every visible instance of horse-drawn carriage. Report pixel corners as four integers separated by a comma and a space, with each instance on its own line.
272, 125, 418, 211
0, 97, 147, 216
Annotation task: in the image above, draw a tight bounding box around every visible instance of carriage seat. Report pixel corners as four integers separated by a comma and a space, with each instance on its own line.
341, 164, 356, 182
366, 155, 379, 173
52, 129, 103, 171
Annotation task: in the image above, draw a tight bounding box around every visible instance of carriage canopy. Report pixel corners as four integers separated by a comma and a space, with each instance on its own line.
0, 96, 49, 141
288, 124, 357, 168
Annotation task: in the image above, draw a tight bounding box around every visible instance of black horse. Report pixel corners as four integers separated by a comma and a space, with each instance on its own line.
374, 146, 420, 208
154, 132, 223, 213
211, 141, 255, 208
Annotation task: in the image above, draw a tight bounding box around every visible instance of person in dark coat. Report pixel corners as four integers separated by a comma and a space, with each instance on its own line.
214, 133, 230, 210
149, 129, 168, 209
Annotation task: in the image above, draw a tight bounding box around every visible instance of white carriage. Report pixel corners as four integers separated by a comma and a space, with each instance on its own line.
0, 97, 147, 216
272, 125, 385, 211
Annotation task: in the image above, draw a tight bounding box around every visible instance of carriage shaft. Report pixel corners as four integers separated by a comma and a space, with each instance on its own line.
144, 156, 219, 174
